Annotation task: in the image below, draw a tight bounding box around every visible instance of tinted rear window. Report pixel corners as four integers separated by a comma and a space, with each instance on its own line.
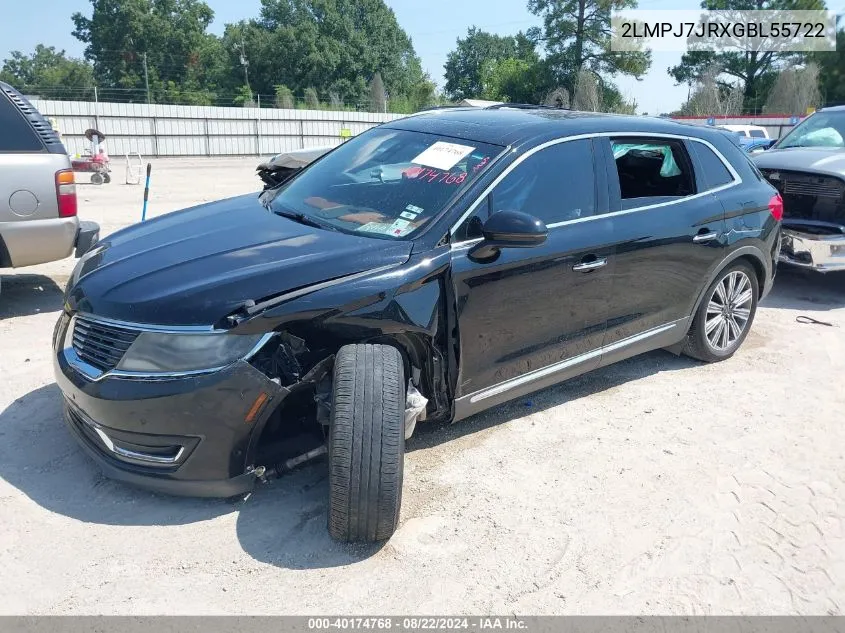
692, 142, 735, 189
0, 92, 43, 152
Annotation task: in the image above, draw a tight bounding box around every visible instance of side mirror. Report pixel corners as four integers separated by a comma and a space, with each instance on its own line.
469, 210, 548, 261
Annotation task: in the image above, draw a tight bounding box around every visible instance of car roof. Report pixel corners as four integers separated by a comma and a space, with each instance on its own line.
385, 107, 730, 148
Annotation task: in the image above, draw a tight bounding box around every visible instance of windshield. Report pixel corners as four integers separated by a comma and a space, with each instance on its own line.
263, 128, 503, 240
776, 112, 845, 149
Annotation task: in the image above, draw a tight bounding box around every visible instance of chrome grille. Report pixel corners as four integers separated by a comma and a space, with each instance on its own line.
71, 316, 140, 372
762, 170, 845, 199
783, 178, 844, 199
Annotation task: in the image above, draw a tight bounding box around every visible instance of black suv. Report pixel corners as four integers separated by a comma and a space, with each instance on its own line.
53, 107, 781, 543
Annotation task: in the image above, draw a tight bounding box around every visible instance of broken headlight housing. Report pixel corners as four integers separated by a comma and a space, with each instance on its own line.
116, 332, 268, 373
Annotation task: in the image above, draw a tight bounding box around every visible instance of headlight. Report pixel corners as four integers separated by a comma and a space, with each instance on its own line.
116, 332, 267, 373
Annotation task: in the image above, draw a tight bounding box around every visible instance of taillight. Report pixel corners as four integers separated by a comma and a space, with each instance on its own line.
56, 169, 77, 218
768, 193, 784, 221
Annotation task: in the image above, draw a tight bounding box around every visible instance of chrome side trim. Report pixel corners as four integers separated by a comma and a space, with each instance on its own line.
450, 132, 741, 244
63, 316, 274, 382
461, 320, 681, 404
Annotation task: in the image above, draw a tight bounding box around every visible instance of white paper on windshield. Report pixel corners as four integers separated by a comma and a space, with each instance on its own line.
388, 218, 414, 237
358, 222, 396, 235
411, 142, 475, 170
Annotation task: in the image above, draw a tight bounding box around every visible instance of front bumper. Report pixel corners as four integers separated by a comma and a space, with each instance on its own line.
53, 318, 283, 497
780, 228, 845, 273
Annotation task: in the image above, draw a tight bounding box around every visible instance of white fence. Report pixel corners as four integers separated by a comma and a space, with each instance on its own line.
31, 99, 406, 157
670, 114, 806, 139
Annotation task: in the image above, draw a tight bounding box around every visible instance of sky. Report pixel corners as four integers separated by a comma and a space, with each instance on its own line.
0, 0, 690, 115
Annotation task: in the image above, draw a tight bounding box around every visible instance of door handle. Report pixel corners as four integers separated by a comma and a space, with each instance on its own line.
572, 257, 607, 272
693, 231, 720, 243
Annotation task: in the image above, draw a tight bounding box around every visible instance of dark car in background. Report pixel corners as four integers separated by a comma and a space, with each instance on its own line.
755, 106, 845, 272
53, 107, 781, 543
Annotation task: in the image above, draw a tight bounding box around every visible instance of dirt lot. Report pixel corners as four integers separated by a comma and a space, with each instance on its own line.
1, 158, 843, 615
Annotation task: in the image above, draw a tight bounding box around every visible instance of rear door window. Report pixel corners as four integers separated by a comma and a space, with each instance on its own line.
0, 93, 43, 152
691, 142, 735, 189
610, 138, 696, 208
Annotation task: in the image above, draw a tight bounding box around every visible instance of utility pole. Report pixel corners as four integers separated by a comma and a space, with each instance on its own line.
235, 37, 252, 104
143, 52, 151, 104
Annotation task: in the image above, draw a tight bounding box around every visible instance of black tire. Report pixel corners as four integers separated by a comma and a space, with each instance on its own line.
103, 172, 111, 184
684, 260, 759, 363
328, 343, 405, 542
91, 172, 104, 185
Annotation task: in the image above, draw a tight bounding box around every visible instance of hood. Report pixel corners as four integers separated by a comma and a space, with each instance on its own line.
67, 194, 412, 326
753, 147, 845, 179
258, 146, 332, 170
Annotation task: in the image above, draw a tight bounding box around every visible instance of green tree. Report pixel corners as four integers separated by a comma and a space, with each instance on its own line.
814, 28, 845, 106
444, 27, 539, 99
0, 45, 95, 99
369, 72, 386, 111
480, 57, 552, 103
601, 83, 638, 113
669, 0, 826, 113
274, 84, 295, 108
528, 0, 651, 93
241, 0, 429, 108
304, 86, 320, 109
71, 0, 225, 103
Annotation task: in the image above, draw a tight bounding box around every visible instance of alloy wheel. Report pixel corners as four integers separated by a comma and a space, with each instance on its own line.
704, 270, 753, 351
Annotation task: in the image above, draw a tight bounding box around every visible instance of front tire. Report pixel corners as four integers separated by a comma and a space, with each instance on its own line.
328, 344, 405, 542
684, 261, 759, 363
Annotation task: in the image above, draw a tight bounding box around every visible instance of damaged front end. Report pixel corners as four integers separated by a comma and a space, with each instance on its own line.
780, 222, 845, 272
243, 332, 431, 481
759, 168, 845, 272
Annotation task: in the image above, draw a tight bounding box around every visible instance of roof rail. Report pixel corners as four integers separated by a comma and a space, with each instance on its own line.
484, 103, 569, 111
416, 105, 466, 112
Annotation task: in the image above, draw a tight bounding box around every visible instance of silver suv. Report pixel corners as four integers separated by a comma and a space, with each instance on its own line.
0, 82, 99, 278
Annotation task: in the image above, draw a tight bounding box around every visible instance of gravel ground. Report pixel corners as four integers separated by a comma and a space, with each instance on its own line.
0, 158, 843, 615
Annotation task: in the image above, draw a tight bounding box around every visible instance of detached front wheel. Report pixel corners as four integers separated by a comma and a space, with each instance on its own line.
328, 343, 405, 542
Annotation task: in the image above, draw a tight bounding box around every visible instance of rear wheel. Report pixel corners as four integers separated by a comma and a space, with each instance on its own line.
103, 172, 111, 184
91, 172, 104, 185
328, 343, 405, 542
684, 261, 758, 363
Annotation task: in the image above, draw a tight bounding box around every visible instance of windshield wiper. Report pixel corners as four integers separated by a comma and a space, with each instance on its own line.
274, 209, 338, 231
